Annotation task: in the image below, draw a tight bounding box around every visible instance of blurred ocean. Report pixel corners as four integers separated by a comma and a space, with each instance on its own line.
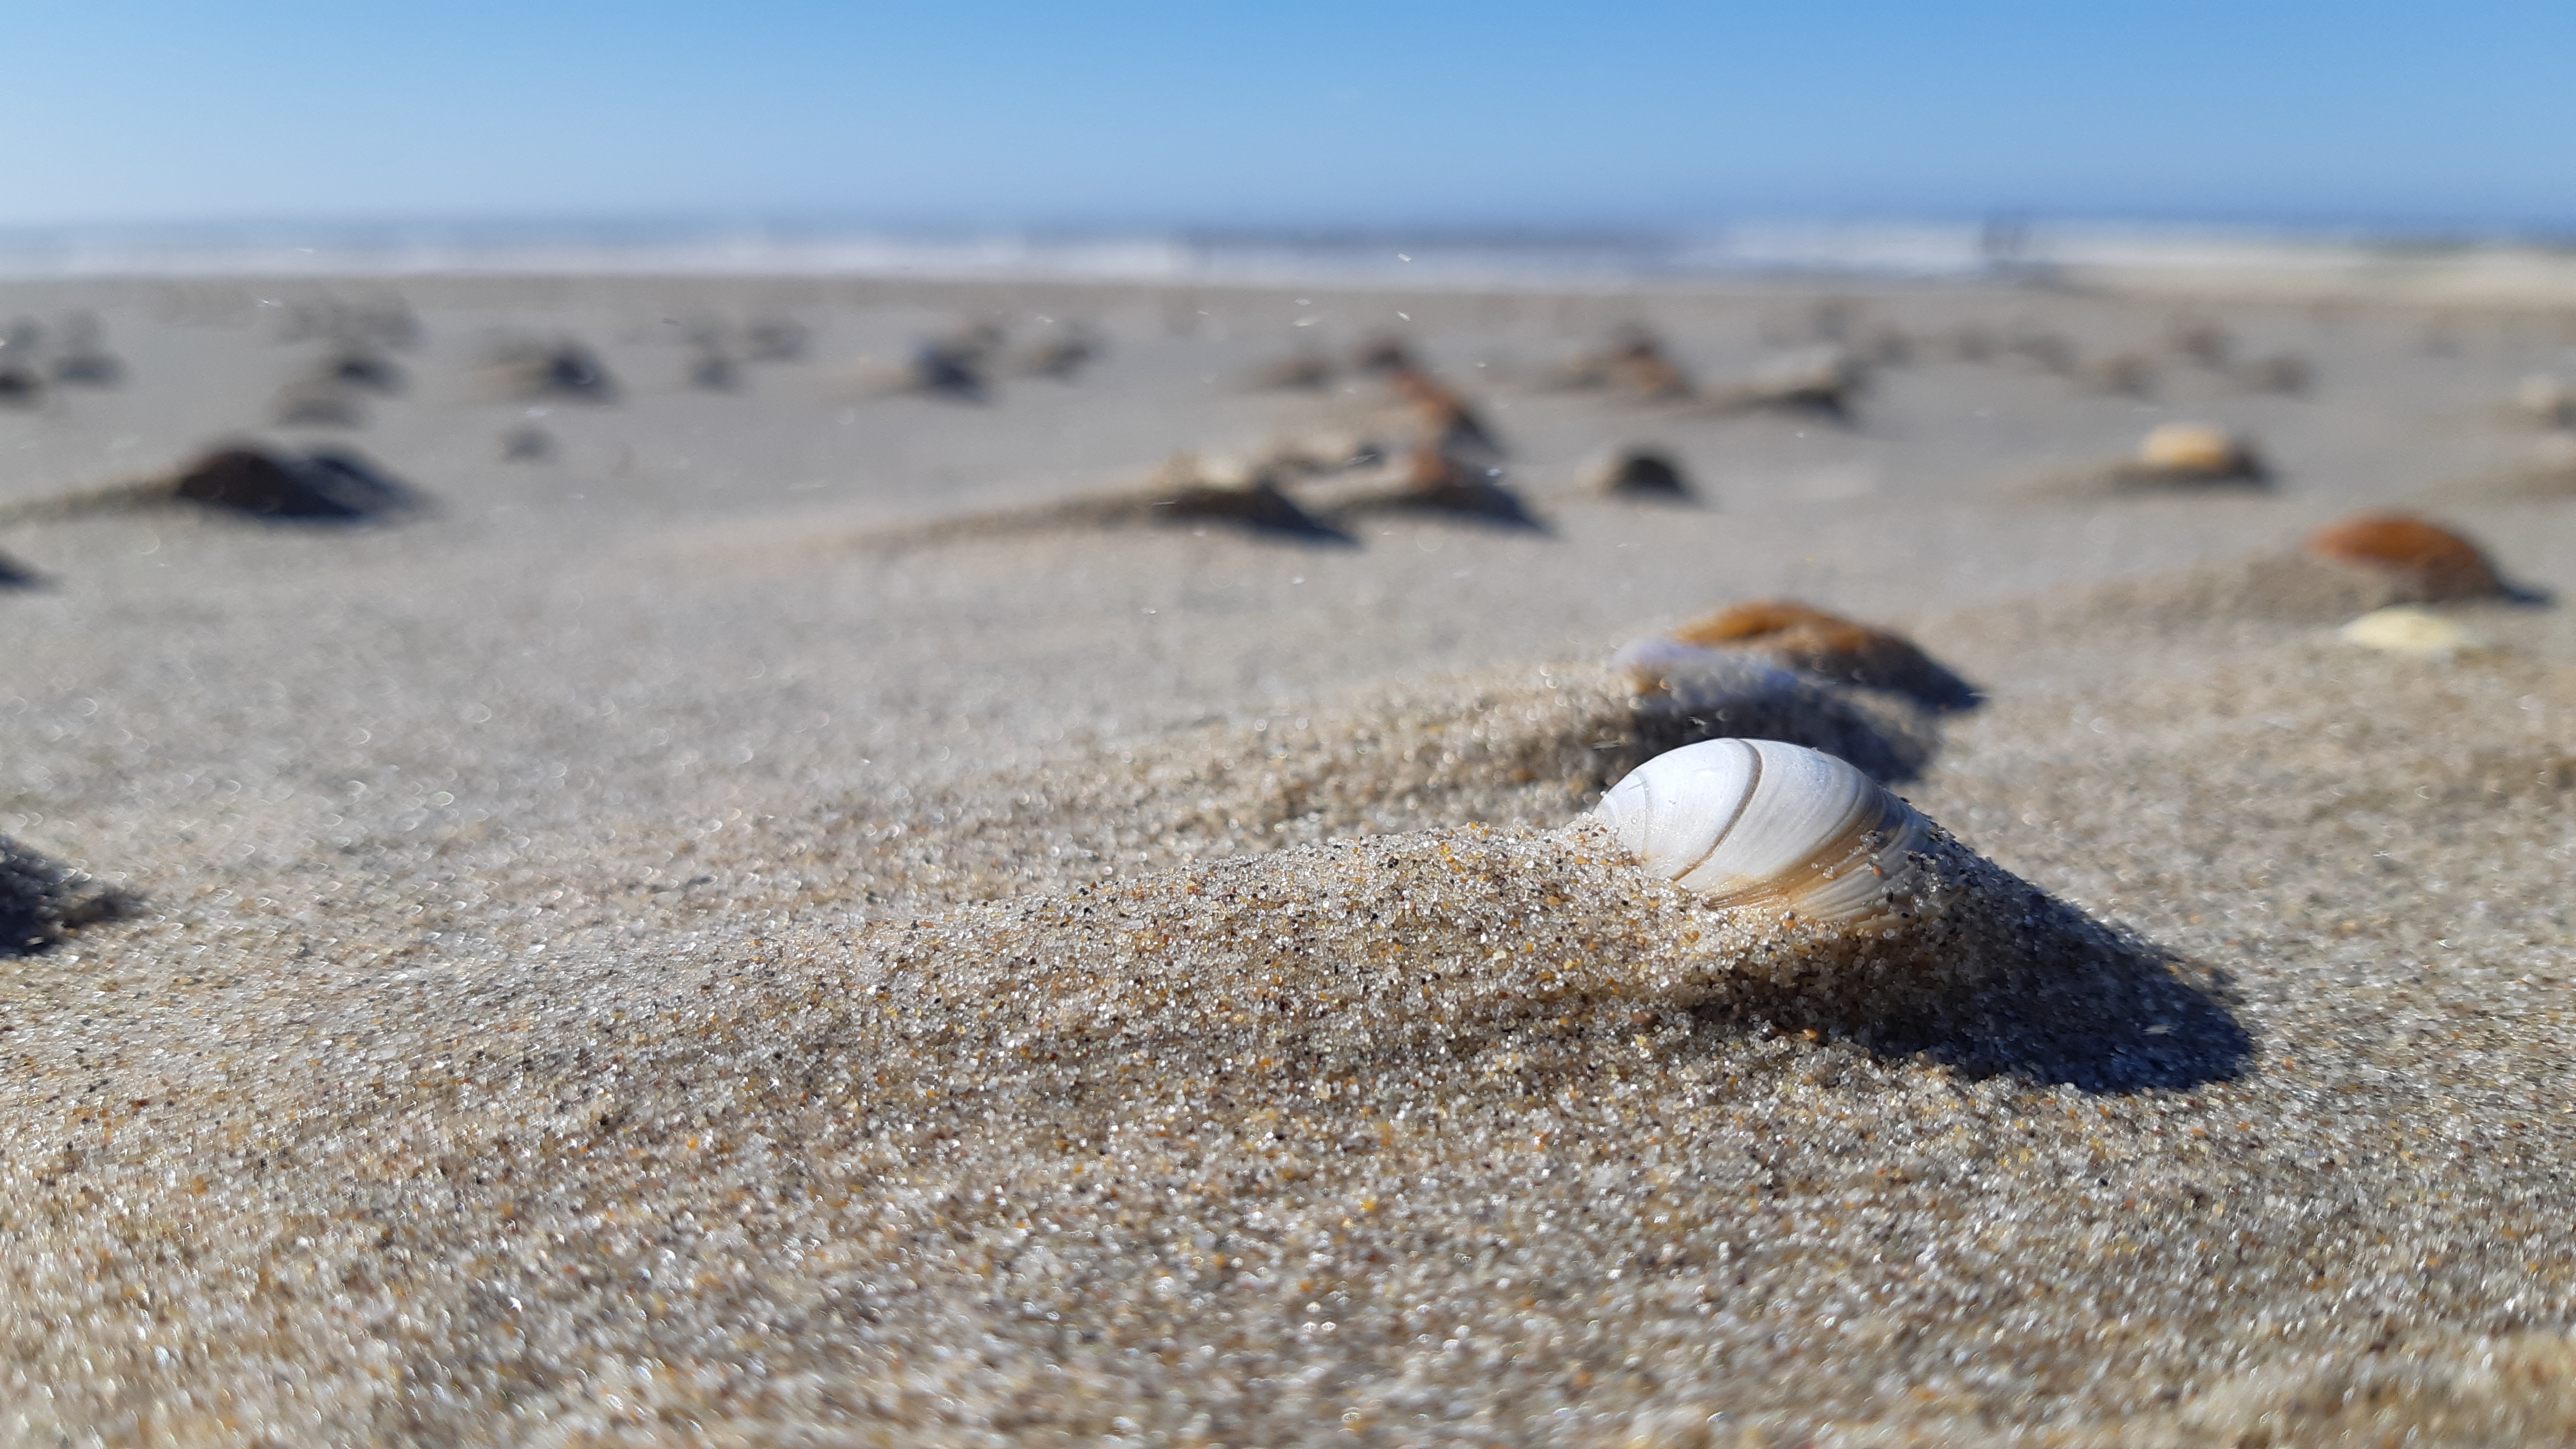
0, 216, 2561, 290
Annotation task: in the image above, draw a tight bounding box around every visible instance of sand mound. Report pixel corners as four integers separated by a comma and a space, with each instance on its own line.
10, 615, 2576, 1443
170, 447, 425, 522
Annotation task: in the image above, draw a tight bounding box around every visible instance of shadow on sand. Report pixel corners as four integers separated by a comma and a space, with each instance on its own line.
2, 838, 140, 958
1703, 872, 2254, 1095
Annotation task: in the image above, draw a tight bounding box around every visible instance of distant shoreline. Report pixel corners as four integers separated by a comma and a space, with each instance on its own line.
5, 220, 2576, 303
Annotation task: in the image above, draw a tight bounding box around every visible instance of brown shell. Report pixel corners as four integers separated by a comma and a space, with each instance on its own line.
1671, 600, 1980, 712
2303, 513, 2503, 602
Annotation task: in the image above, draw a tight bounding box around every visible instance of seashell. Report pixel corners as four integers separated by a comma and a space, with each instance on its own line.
2304, 512, 2505, 602
2135, 422, 2262, 481
1586, 448, 1693, 500
1668, 600, 1981, 712
1592, 738, 1927, 924
2338, 605, 2489, 659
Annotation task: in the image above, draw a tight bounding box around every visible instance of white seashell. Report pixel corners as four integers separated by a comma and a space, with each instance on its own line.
1592, 737, 1926, 924
2338, 605, 2489, 658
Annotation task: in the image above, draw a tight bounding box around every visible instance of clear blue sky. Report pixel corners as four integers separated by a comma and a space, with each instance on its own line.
6, 1, 2572, 233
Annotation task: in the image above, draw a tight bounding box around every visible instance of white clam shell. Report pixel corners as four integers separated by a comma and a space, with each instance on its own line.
1592, 737, 1926, 923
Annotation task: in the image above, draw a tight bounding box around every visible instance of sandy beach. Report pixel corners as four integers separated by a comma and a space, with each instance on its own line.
6, 271, 2576, 1445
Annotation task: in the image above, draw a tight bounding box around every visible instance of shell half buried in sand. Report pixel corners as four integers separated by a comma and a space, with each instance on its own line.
1578, 736, 2214, 1062
2132, 422, 2265, 483
1667, 599, 1983, 712
2026, 421, 2268, 496
1593, 737, 1929, 925
2304, 512, 2507, 603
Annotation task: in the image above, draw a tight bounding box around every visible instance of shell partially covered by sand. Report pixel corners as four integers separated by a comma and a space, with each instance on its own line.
2069, 547, 2518, 627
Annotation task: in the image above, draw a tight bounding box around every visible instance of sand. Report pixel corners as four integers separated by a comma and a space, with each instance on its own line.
5, 272, 2576, 1445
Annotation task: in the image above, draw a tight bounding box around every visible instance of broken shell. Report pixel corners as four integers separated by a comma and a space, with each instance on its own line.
1593, 737, 1927, 925
2136, 422, 2261, 481
1668, 600, 1981, 712
2304, 513, 2504, 602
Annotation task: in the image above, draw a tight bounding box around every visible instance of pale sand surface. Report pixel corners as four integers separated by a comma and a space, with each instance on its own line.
5, 276, 2576, 1444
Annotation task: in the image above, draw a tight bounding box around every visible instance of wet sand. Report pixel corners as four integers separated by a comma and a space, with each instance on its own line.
4, 273, 2576, 1444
